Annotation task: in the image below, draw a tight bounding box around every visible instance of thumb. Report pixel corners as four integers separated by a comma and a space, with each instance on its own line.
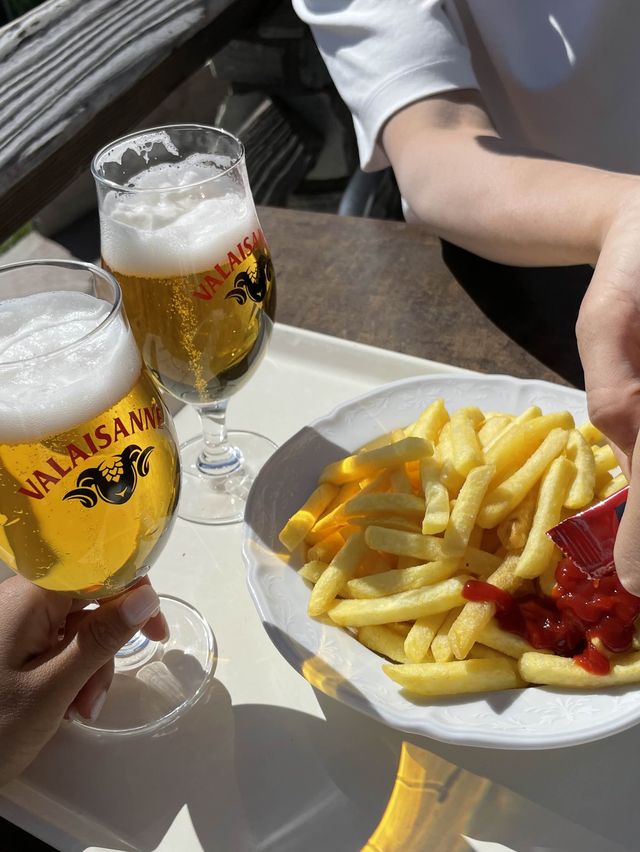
54, 584, 161, 686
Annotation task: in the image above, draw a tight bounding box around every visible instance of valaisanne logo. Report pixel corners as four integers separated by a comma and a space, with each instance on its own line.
191, 230, 272, 302
63, 444, 154, 508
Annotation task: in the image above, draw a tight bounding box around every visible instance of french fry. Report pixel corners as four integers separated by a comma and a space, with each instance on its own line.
358, 429, 405, 453
307, 531, 346, 564
388, 621, 412, 637
477, 428, 569, 528
346, 558, 459, 598
448, 552, 522, 660
593, 443, 618, 477
436, 421, 465, 495
319, 437, 433, 484
563, 429, 596, 509
308, 531, 368, 616
358, 548, 395, 577
431, 607, 463, 663
598, 471, 628, 499
443, 464, 494, 556
515, 456, 575, 579
519, 650, 640, 688
594, 470, 613, 497
307, 472, 391, 543
484, 412, 573, 485
537, 557, 559, 596
396, 555, 423, 570
408, 398, 449, 441
478, 414, 512, 448
357, 625, 410, 663
383, 658, 523, 696
459, 547, 503, 576
578, 420, 604, 445
469, 644, 513, 662
343, 492, 426, 519
420, 457, 449, 534
298, 560, 327, 583
483, 405, 541, 452
323, 480, 361, 516
496, 485, 539, 551
450, 409, 485, 477
389, 466, 414, 494
477, 619, 538, 659
351, 515, 422, 533
364, 526, 446, 561
404, 611, 447, 662
467, 525, 484, 550
328, 575, 470, 627
279, 483, 339, 551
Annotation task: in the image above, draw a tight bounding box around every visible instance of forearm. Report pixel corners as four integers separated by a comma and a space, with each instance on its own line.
383, 96, 640, 267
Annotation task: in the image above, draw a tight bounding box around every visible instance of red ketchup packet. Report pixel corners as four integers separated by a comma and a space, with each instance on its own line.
546, 486, 629, 578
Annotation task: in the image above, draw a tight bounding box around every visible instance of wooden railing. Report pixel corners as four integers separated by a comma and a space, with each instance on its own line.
0, 0, 260, 245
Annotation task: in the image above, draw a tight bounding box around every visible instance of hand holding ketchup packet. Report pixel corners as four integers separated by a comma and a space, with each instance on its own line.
546, 485, 629, 578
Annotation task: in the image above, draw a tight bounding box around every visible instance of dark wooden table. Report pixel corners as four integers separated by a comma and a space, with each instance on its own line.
0, 205, 567, 851
260, 206, 567, 386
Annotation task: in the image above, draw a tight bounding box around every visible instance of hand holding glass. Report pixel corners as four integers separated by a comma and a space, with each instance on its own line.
0, 260, 214, 733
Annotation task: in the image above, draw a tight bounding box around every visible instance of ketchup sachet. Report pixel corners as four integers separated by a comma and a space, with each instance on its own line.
546, 486, 629, 578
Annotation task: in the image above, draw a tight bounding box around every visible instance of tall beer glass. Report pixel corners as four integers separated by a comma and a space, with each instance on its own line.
0, 260, 214, 733
92, 125, 277, 524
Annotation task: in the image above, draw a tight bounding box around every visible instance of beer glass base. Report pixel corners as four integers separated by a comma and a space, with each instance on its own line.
67, 595, 216, 736
178, 429, 278, 525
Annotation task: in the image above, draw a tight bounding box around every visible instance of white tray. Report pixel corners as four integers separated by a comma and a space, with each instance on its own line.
0, 325, 632, 852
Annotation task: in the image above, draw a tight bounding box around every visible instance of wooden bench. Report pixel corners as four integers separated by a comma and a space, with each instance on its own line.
0, 0, 260, 245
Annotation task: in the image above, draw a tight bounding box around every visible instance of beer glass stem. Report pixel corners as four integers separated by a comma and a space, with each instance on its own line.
196, 401, 242, 476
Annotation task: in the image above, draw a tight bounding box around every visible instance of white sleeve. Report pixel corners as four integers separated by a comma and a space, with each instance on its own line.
292, 0, 479, 171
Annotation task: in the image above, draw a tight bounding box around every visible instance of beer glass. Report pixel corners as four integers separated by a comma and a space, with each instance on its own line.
0, 259, 214, 733
92, 125, 277, 524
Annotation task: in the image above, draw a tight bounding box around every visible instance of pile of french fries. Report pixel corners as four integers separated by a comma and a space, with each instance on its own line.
278, 399, 640, 698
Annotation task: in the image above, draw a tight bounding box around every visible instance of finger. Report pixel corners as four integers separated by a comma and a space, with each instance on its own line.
614, 435, 640, 595
0, 576, 74, 667
44, 584, 161, 694
65, 659, 114, 723
577, 254, 640, 458
142, 610, 169, 643
96, 577, 168, 641
607, 440, 631, 480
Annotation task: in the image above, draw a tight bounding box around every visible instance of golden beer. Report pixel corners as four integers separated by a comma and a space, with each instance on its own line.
103, 232, 276, 405
94, 126, 278, 524
0, 292, 179, 598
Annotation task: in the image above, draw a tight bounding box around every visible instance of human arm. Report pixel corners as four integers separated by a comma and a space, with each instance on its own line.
295, 0, 640, 591
0, 576, 165, 786
382, 93, 640, 592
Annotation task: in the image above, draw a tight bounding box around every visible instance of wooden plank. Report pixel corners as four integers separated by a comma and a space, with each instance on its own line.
0, 0, 260, 244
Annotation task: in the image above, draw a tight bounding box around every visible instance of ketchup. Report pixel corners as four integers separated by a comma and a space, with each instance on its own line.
463, 559, 640, 674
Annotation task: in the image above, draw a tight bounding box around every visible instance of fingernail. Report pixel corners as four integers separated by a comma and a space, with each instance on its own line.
66, 706, 85, 723
158, 613, 170, 643
88, 689, 108, 722
120, 585, 160, 627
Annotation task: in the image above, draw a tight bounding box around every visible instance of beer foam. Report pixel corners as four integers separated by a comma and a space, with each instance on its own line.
0, 292, 141, 443
100, 154, 260, 278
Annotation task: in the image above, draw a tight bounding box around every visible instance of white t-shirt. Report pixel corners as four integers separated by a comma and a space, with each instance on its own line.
293, 0, 640, 175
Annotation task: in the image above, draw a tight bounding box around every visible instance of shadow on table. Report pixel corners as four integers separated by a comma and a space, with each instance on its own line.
18, 663, 634, 852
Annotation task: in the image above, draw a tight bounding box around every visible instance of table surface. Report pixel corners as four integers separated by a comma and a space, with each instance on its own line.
260, 205, 567, 386
2, 206, 579, 852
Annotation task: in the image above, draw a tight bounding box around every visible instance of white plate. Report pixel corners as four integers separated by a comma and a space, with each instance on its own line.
242, 372, 640, 750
